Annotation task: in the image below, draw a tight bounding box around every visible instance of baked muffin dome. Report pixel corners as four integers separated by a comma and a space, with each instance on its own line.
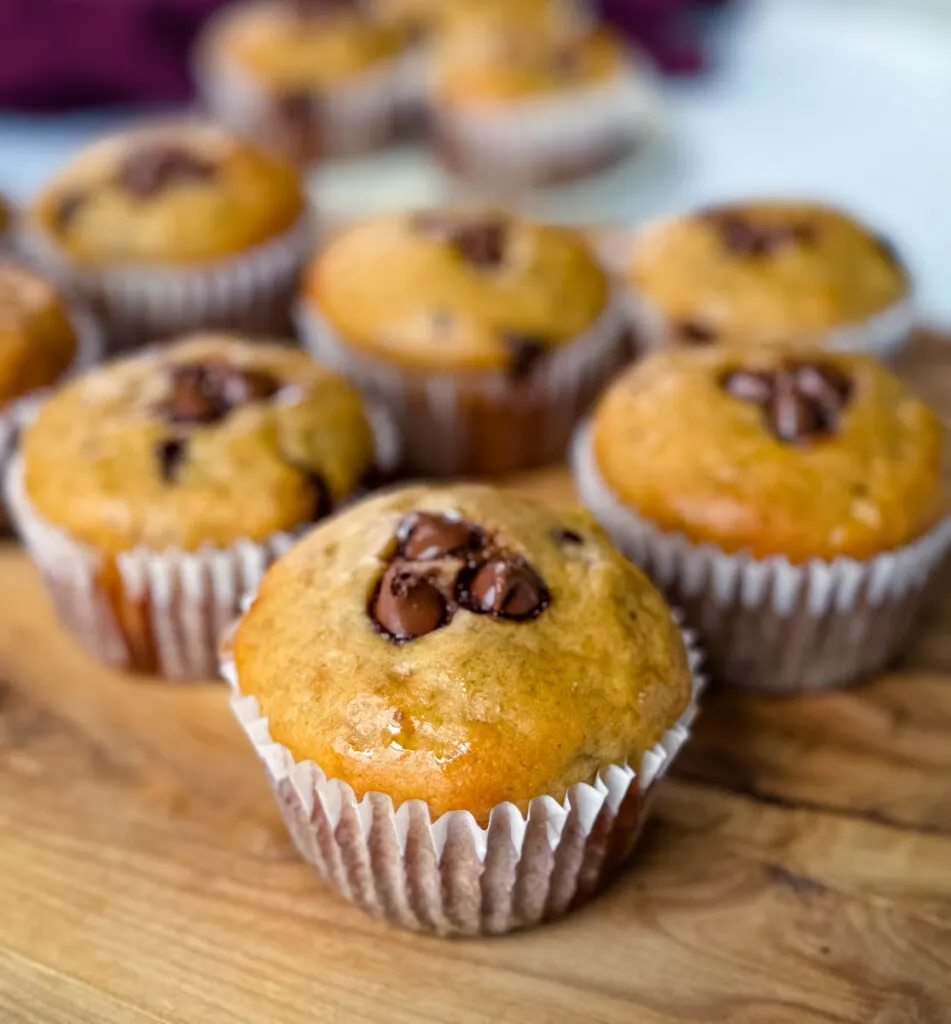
21, 333, 375, 553
625, 201, 909, 347
590, 345, 943, 563
0, 260, 80, 404
304, 208, 611, 373
29, 123, 306, 267
232, 484, 692, 822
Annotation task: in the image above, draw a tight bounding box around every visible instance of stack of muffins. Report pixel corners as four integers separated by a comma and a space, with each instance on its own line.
0, 41, 946, 938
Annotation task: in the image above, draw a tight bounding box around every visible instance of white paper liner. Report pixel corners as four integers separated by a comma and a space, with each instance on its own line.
296, 291, 631, 476
219, 619, 704, 936
194, 8, 426, 161
572, 423, 951, 693
0, 302, 103, 530
3, 404, 400, 681
18, 210, 317, 353
593, 225, 915, 360
431, 58, 664, 187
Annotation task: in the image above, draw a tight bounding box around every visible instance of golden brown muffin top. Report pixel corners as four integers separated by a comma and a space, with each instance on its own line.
304, 208, 611, 372
232, 484, 692, 822
206, 0, 407, 90
22, 334, 375, 553
591, 345, 944, 563
625, 201, 909, 347
0, 261, 79, 406
30, 123, 306, 267
433, 21, 628, 106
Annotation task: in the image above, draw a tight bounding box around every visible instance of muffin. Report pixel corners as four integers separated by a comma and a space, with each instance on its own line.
222, 483, 702, 935
298, 207, 629, 476
7, 334, 394, 681
429, 10, 660, 188
573, 345, 950, 693
23, 123, 313, 350
195, 0, 422, 162
0, 260, 102, 526
618, 201, 913, 357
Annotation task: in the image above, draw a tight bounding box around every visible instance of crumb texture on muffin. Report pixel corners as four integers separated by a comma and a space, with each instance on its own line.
627, 201, 908, 344
0, 260, 79, 404
591, 345, 944, 562
21, 334, 374, 552
305, 209, 611, 371
233, 484, 692, 822
30, 123, 306, 266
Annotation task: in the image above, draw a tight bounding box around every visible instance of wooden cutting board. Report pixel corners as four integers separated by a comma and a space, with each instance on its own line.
2, 335, 950, 1024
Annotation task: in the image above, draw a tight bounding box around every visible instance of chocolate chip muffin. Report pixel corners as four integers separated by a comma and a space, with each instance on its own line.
621, 201, 913, 357
196, 0, 420, 163
298, 207, 628, 475
8, 334, 387, 681
223, 483, 701, 935
573, 345, 949, 693
429, 12, 659, 187
24, 123, 313, 349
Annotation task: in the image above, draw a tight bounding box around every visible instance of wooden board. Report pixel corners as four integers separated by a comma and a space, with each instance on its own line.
2, 335, 951, 1024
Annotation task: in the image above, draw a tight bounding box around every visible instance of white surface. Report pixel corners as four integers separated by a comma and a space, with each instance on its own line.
0, 0, 949, 323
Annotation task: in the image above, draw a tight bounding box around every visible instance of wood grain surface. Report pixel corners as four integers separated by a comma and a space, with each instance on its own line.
2, 335, 951, 1024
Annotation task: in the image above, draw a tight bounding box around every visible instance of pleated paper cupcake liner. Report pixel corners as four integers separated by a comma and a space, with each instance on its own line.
593, 225, 915, 360
219, 622, 705, 937
572, 424, 951, 693
195, 21, 426, 162
296, 292, 631, 477
431, 60, 664, 189
4, 405, 399, 682
0, 303, 103, 530
18, 211, 317, 353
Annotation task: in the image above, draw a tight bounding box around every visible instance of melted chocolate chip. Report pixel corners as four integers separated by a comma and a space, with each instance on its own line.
413, 212, 507, 268
204, 363, 279, 407
789, 361, 852, 410
706, 211, 814, 258
678, 320, 717, 345
371, 562, 447, 641
55, 191, 86, 230
156, 437, 188, 482
722, 368, 774, 405
768, 373, 826, 443
504, 332, 548, 380
118, 145, 216, 199
158, 362, 279, 425
398, 512, 480, 561
551, 527, 582, 545
462, 558, 549, 620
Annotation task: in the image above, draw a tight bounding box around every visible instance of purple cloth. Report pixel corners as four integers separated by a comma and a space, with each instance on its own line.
0, 0, 723, 111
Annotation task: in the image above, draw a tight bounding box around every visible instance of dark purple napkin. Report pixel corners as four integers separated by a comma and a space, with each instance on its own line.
0, 0, 724, 111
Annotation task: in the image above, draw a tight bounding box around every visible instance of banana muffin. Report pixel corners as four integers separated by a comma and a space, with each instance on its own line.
8, 333, 385, 681
573, 344, 949, 692
24, 123, 313, 348
224, 483, 701, 934
196, 0, 420, 162
298, 206, 628, 475
621, 200, 913, 356
429, 11, 658, 187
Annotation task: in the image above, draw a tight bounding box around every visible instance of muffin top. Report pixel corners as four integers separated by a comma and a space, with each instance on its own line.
232, 484, 692, 822
206, 0, 407, 91
0, 261, 79, 406
590, 345, 944, 562
30, 123, 306, 267
433, 21, 629, 107
305, 208, 612, 372
626, 201, 909, 346
22, 334, 375, 553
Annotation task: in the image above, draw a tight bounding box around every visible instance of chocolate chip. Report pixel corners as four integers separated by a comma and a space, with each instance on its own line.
55, 191, 86, 230
504, 332, 548, 380
158, 362, 279, 425
788, 361, 852, 411
462, 558, 549, 620
677, 320, 717, 345
398, 512, 481, 560
156, 437, 188, 482
551, 527, 582, 545
118, 145, 216, 199
706, 211, 813, 258
203, 363, 279, 407
722, 368, 774, 405
371, 562, 447, 641
413, 212, 507, 268
768, 373, 825, 443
